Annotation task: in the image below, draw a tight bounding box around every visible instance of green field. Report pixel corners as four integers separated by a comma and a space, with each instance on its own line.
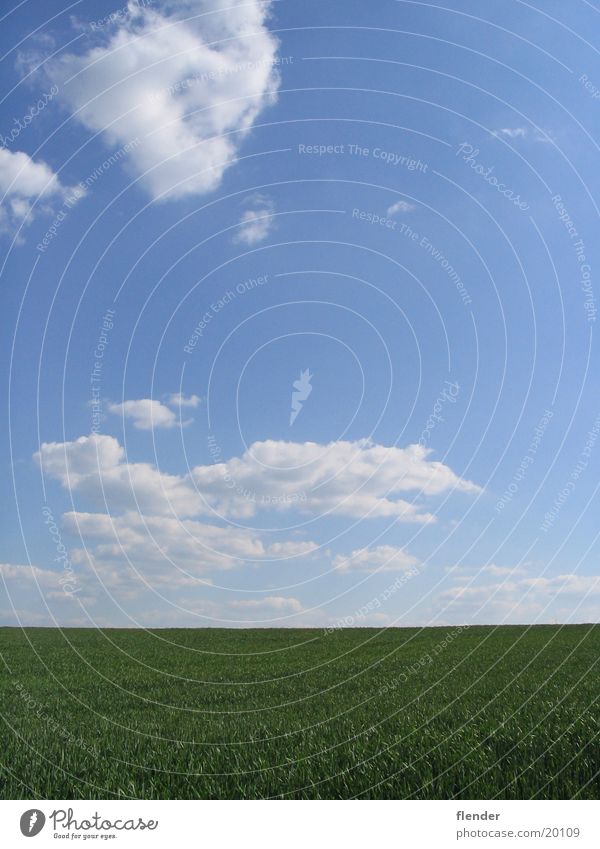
1, 624, 599, 799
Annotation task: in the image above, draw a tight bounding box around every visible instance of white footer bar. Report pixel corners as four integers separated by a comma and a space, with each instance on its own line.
0, 800, 597, 848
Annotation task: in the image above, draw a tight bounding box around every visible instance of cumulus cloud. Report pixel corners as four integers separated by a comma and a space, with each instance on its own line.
192, 438, 480, 521
33, 432, 477, 598
35, 434, 204, 516
63, 510, 318, 583
233, 193, 275, 245
36, 434, 480, 522
333, 545, 420, 573
0, 147, 79, 235
108, 398, 180, 430
47, 0, 280, 200
387, 199, 415, 215
166, 392, 201, 408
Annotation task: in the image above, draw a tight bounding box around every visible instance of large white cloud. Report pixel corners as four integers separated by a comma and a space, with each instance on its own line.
192, 438, 480, 521
36, 434, 479, 522
47, 0, 280, 200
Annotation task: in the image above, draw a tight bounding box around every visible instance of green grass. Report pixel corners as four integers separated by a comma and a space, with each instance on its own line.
1, 624, 599, 799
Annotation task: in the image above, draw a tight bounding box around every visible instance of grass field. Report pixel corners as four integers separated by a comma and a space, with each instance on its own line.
1, 624, 599, 799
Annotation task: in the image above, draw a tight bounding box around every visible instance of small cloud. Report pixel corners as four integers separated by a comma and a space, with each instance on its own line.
333, 544, 420, 573
495, 127, 528, 139
482, 564, 526, 577
230, 596, 303, 613
0, 562, 55, 585
0, 147, 80, 237
493, 127, 553, 144
387, 199, 415, 215
108, 398, 180, 430
234, 193, 275, 246
166, 393, 201, 409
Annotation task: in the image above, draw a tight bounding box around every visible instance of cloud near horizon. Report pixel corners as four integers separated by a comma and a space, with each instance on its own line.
29, 432, 477, 605
439, 570, 600, 624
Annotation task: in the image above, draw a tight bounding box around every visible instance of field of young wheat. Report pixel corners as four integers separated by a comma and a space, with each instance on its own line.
1, 625, 598, 799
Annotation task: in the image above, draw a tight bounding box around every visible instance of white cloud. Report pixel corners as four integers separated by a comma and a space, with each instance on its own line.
33, 431, 477, 602
52, 510, 317, 609
118, 594, 306, 627
522, 574, 600, 595
229, 596, 303, 613
495, 127, 528, 139
441, 565, 592, 602
0, 607, 90, 628
493, 127, 553, 144
35, 434, 204, 516
47, 0, 280, 201
439, 571, 600, 623
446, 563, 528, 579
387, 199, 415, 215
191, 438, 480, 521
482, 564, 526, 577
166, 392, 201, 408
108, 398, 179, 430
233, 193, 275, 245
36, 434, 480, 522
0, 562, 96, 612
64, 510, 317, 576
0, 555, 307, 626
0, 562, 56, 586
333, 545, 420, 573
0, 147, 78, 235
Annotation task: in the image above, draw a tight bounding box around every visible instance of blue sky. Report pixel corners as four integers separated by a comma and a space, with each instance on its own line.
1, 0, 600, 628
